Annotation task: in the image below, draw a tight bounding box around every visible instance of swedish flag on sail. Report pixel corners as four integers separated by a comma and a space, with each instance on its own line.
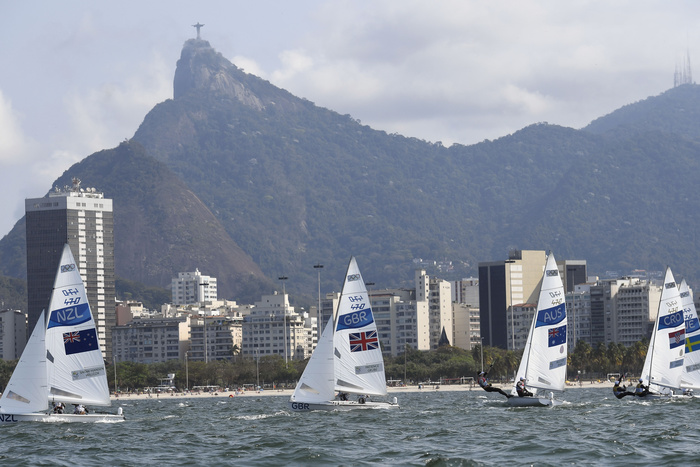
686, 334, 700, 353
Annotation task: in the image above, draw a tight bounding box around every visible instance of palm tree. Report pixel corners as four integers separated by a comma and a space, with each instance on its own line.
230, 344, 240, 361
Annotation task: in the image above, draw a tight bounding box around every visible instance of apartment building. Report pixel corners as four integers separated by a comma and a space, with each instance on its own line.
241, 292, 316, 360
112, 317, 189, 363
0, 310, 27, 360
26, 178, 115, 360
171, 269, 218, 305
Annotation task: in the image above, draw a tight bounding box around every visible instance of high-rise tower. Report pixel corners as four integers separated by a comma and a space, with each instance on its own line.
25, 178, 115, 360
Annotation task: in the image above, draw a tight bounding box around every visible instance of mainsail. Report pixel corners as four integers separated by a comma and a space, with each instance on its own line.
640, 267, 685, 391
513, 252, 567, 395
333, 257, 387, 396
44, 244, 111, 406
679, 279, 700, 389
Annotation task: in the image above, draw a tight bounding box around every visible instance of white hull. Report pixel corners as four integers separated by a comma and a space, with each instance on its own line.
289, 399, 399, 412
0, 411, 125, 423
506, 396, 563, 407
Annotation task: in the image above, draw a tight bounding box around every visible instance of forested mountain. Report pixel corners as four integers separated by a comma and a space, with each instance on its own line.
1, 37, 700, 305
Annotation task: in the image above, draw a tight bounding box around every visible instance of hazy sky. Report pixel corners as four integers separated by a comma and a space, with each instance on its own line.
1, 1, 699, 237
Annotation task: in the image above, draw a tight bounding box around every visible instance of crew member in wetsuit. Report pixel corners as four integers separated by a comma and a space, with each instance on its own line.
516, 377, 534, 397
634, 378, 650, 397
477, 365, 512, 398
613, 375, 635, 399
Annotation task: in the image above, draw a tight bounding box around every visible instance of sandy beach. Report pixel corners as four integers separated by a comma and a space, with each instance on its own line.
111, 380, 615, 401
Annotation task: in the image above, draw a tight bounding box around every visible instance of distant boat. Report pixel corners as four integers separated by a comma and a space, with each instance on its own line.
638, 266, 685, 399
289, 257, 398, 411
0, 244, 124, 423
507, 252, 567, 407
680, 279, 700, 393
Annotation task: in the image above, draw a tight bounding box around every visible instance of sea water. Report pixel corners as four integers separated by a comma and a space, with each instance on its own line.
0, 388, 696, 466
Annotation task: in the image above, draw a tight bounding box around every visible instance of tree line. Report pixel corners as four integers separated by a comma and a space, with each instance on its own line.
0, 339, 649, 393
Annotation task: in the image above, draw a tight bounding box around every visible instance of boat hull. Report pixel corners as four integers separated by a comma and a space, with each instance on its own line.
506, 396, 563, 407
0, 411, 125, 423
289, 399, 399, 412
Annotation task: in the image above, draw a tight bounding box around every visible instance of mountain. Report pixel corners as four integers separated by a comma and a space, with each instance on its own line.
2, 142, 272, 303
2, 37, 700, 305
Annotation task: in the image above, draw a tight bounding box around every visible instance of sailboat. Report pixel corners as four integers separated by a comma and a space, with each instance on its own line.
638, 266, 685, 399
289, 257, 398, 411
0, 244, 124, 423
679, 279, 700, 395
507, 252, 567, 407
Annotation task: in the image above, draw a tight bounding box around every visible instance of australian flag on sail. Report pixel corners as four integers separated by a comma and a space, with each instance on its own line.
548, 325, 567, 347
349, 330, 379, 352
63, 328, 98, 355
669, 329, 686, 350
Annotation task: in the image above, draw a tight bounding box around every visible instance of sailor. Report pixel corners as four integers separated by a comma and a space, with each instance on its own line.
634, 378, 649, 397
613, 377, 634, 399
337, 392, 348, 401
52, 402, 65, 414
477, 365, 512, 399
516, 377, 534, 397
73, 404, 88, 415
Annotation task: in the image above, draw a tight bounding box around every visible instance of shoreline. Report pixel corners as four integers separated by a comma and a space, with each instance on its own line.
111, 380, 615, 401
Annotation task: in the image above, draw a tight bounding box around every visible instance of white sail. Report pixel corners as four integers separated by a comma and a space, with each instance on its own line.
680, 280, 700, 389
0, 311, 49, 414
513, 252, 567, 395
680, 279, 700, 390
333, 257, 387, 396
290, 317, 336, 404
44, 244, 111, 406
641, 267, 685, 391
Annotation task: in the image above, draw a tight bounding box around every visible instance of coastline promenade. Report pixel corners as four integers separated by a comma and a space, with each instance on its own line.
111, 380, 614, 401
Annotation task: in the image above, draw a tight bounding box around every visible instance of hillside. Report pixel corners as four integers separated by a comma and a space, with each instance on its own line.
2, 38, 700, 304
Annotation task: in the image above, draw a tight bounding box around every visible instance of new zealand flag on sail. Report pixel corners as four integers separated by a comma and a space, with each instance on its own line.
548, 325, 567, 347
63, 328, 99, 355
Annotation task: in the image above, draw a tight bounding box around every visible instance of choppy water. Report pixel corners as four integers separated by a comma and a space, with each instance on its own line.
0, 388, 697, 466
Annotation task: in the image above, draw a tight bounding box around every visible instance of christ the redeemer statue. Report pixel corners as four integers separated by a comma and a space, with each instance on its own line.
193, 22, 204, 39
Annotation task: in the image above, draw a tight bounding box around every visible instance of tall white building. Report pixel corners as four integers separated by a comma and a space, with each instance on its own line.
452, 303, 480, 350
566, 284, 593, 350
0, 310, 27, 360
171, 269, 218, 305
598, 277, 662, 346
26, 178, 115, 360
370, 289, 430, 356
241, 292, 316, 360
416, 269, 453, 350
452, 277, 479, 307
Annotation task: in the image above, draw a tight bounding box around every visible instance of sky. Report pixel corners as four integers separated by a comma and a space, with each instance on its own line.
1, 1, 699, 237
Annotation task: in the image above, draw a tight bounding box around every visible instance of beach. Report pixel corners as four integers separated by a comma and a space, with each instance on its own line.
111, 379, 615, 401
